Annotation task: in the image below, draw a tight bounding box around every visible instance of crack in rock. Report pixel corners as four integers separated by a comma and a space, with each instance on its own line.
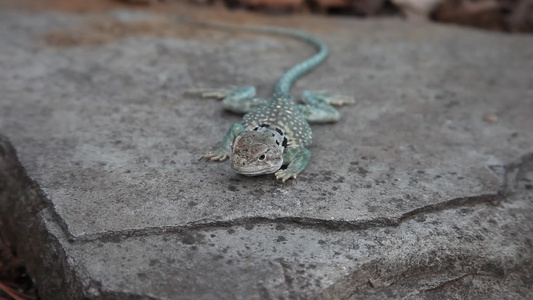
419, 274, 470, 293
1, 134, 531, 246
60, 152, 533, 244
69, 191, 505, 243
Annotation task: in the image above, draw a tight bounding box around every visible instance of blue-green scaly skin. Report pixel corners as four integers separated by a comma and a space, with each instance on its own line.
189, 21, 355, 182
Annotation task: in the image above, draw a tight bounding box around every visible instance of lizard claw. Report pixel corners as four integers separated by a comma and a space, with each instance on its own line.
275, 169, 297, 183
202, 91, 229, 99
185, 88, 233, 100
329, 96, 356, 106
200, 150, 229, 162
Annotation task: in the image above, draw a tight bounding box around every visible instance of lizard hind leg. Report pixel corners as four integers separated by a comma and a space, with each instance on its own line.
296, 90, 344, 123
297, 90, 356, 123
186, 86, 268, 114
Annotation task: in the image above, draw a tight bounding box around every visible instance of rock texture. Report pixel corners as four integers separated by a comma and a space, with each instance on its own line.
0, 5, 532, 300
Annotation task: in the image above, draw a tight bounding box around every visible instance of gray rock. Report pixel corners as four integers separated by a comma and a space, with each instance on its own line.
0, 8, 532, 300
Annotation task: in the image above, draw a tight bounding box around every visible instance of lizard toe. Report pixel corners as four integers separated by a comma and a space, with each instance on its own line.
202, 91, 228, 99
275, 170, 297, 182
201, 151, 228, 162
185, 88, 231, 99
211, 154, 228, 161
331, 97, 356, 106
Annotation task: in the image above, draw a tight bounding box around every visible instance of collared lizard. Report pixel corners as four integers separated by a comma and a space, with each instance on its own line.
188, 21, 355, 182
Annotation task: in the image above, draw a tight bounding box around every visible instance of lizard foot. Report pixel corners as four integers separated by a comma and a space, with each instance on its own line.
200, 149, 229, 162
185, 86, 256, 101
275, 169, 298, 183
304, 90, 356, 106
185, 87, 236, 99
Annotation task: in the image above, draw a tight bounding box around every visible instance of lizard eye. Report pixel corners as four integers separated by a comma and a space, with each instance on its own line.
258, 154, 266, 161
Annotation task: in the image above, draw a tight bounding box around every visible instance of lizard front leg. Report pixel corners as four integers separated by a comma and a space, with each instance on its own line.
275, 147, 311, 182
201, 123, 244, 161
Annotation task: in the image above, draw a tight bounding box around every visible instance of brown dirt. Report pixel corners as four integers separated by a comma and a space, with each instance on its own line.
38, 0, 342, 49
1, 0, 139, 13
2, 0, 532, 33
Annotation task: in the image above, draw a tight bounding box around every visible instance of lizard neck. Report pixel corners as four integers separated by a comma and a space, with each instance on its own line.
273, 30, 328, 96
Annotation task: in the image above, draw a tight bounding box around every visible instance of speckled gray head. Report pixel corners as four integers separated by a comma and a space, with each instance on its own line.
230, 130, 284, 176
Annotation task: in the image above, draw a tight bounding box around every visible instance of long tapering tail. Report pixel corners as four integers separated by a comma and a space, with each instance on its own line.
178, 16, 328, 97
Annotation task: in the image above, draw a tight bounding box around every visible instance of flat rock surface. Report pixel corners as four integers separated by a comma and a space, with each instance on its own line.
0, 3, 532, 300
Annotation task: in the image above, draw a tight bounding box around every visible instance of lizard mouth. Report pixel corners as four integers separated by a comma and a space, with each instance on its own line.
230, 160, 282, 176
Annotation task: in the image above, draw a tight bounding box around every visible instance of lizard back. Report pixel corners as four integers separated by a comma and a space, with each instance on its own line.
241, 95, 313, 148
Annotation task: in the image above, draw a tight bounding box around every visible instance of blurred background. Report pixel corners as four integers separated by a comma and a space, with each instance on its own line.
2, 0, 533, 33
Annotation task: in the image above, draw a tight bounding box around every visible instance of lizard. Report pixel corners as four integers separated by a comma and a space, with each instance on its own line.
187, 20, 355, 182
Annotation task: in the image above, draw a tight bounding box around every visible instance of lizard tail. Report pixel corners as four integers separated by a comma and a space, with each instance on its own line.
178, 16, 328, 97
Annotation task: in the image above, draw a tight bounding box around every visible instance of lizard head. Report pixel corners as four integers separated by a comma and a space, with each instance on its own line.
230, 130, 284, 176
